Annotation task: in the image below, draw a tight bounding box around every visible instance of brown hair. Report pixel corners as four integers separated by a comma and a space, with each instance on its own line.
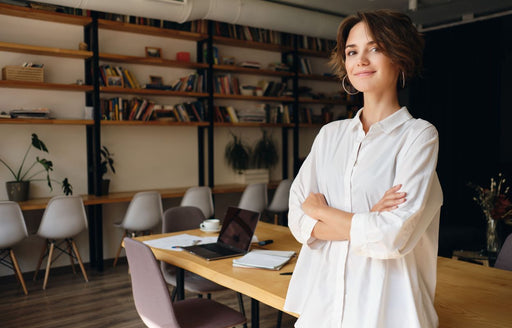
330, 9, 424, 83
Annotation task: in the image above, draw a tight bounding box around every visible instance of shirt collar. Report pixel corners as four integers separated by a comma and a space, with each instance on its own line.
349, 107, 412, 134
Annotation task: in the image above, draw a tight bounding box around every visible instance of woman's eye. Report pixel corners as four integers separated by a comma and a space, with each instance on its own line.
346, 50, 356, 56
370, 47, 379, 52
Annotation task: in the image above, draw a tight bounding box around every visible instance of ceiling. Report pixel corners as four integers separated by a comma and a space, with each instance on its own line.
266, 0, 512, 30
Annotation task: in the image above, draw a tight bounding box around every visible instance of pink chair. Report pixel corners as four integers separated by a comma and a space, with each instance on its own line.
124, 237, 246, 328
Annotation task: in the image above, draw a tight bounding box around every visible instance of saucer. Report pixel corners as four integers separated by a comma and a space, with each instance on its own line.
200, 225, 221, 233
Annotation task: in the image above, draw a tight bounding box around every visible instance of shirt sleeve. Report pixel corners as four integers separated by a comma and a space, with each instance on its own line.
350, 123, 443, 259
288, 127, 327, 248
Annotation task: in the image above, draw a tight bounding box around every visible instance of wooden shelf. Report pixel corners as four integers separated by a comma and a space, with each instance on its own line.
101, 120, 209, 127
100, 86, 208, 98
298, 98, 348, 105
98, 19, 207, 41
214, 93, 294, 102
0, 3, 92, 25
0, 118, 92, 125
213, 181, 279, 194
100, 53, 208, 69
0, 80, 93, 91
214, 64, 293, 77
298, 73, 338, 82
0, 41, 93, 59
299, 123, 324, 128
213, 36, 294, 53
214, 122, 293, 128
297, 48, 331, 58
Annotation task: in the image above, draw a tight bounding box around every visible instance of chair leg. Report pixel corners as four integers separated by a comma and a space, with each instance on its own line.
273, 213, 279, 225
33, 240, 48, 281
10, 250, 28, 295
66, 239, 76, 275
42, 241, 55, 290
70, 239, 88, 282
113, 231, 127, 267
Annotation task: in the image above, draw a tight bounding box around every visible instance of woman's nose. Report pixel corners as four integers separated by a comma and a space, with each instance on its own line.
357, 53, 369, 66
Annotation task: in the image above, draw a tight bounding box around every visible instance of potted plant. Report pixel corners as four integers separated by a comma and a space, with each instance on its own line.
100, 145, 115, 195
224, 130, 278, 184
0, 133, 72, 201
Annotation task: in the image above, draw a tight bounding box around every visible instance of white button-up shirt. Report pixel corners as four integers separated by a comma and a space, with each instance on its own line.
284, 107, 443, 328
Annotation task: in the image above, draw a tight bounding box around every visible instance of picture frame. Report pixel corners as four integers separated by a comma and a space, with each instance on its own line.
149, 75, 164, 85
221, 56, 236, 65
107, 75, 124, 87
145, 46, 162, 58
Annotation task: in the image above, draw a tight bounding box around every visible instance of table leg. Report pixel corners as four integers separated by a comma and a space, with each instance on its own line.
251, 298, 260, 328
176, 267, 185, 300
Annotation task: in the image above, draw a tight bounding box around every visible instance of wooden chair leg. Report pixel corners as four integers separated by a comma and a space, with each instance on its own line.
66, 239, 76, 275
113, 231, 127, 267
33, 240, 48, 281
70, 239, 88, 282
10, 250, 28, 295
273, 213, 279, 225
42, 242, 55, 290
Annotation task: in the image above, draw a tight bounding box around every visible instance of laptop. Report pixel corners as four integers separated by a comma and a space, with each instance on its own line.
182, 206, 260, 261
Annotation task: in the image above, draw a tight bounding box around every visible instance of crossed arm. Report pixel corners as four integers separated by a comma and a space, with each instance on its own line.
303, 184, 406, 241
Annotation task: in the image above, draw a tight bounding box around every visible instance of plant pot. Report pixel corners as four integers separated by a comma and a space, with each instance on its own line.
101, 179, 110, 195
235, 169, 269, 184
6, 181, 30, 202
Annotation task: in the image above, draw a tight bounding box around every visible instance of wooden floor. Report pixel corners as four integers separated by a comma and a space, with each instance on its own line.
0, 261, 297, 328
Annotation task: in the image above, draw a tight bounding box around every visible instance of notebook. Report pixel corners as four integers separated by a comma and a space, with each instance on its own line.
182, 206, 260, 261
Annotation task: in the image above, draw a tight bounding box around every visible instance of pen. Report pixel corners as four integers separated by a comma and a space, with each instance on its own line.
258, 239, 273, 246
279, 272, 293, 275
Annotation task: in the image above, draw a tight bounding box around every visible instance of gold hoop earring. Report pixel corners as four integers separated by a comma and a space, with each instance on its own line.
342, 75, 359, 95
401, 71, 406, 88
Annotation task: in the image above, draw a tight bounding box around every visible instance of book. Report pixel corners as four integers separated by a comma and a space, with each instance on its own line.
233, 250, 295, 270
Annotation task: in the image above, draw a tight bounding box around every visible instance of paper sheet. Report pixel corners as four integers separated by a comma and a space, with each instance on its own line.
143, 234, 218, 251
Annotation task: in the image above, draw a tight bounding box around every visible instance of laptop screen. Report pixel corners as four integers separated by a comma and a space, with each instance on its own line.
217, 207, 260, 251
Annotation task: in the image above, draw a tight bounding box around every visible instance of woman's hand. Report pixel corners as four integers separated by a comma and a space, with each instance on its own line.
371, 184, 406, 212
302, 192, 328, 220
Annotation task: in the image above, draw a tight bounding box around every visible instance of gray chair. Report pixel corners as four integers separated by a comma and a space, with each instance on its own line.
0, 201, 29, 295
124, 237, 246, 328
495, 233, 512, 271
266, 179, 292, 225
113, 191, 163, 267
34, 195, 88, 290
238, 183, 268, 214
180, 186, 215, 219
161, 206, 226, 299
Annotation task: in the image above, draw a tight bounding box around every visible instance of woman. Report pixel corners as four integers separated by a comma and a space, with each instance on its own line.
284, 10, 443, 328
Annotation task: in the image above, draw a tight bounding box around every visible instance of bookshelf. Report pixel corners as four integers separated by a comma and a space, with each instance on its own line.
0, 2, 355, 272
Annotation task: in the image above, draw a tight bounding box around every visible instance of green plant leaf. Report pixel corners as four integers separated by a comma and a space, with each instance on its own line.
31, 133, 49, 153
225, 133, 250, 173
62, 178, 73, 195
252, 130, 278, 169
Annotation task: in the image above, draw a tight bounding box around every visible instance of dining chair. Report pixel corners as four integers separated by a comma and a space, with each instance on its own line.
238, 183, 268, 214
494, 233, 512, 271
0, 201, 29, 295
34, 195, 88, 290
180, 186, 215, 219
113, 191, 163, 267
266, 179, 292, 225
161, 206, 247, 326
124, 237, 247, 328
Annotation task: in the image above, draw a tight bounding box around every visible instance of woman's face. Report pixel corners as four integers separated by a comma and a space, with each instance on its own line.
344, 22, 399, 94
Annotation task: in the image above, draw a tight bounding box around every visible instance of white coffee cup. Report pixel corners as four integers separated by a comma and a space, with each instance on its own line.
200, 219, 220, 231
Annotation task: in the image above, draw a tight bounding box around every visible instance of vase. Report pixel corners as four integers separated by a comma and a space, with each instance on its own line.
485, 215, 501, 254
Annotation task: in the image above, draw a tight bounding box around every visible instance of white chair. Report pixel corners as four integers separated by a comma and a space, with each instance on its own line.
34, 195, 89, 290
0, 201, 29, 295
238, 183, 268, 214
266, 179, 292, 225
113, 191, 163, 267
180, 186, 215, 219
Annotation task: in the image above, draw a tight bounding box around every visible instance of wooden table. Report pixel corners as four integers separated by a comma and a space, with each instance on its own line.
138, 222, 512, 328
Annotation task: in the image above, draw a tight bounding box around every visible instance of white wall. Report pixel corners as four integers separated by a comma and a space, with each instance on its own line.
0, 12, 343, 277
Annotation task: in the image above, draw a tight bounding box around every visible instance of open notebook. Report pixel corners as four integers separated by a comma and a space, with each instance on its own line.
233, 250, 295, 270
